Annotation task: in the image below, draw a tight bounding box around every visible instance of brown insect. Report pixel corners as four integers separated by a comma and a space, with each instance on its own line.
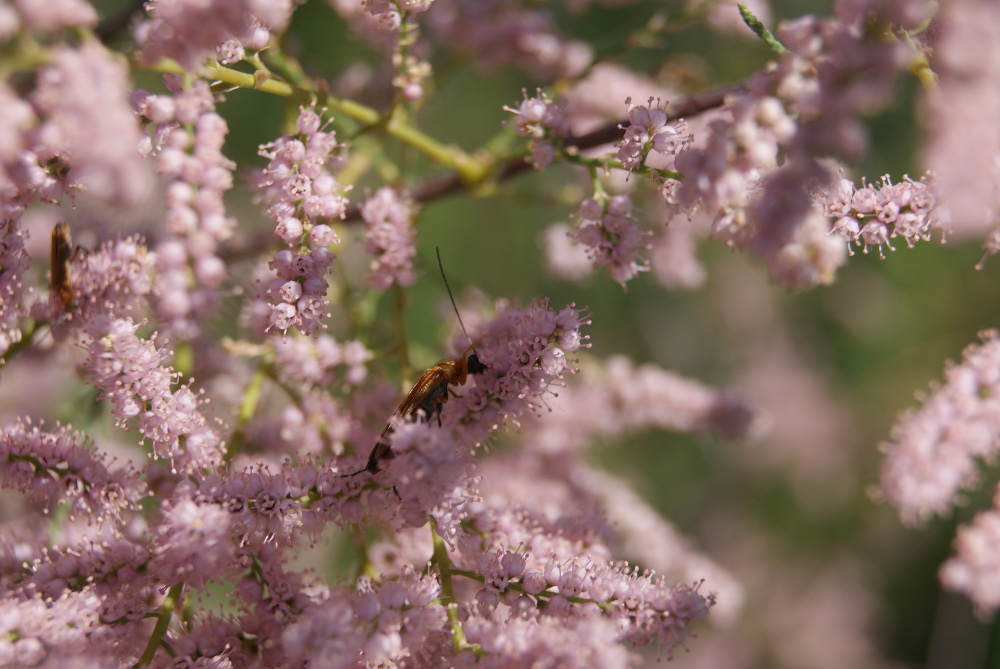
350, 248, 487, 476
50, 221, 75, 308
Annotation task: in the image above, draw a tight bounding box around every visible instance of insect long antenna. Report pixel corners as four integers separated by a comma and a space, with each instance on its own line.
436, 246, 477, 353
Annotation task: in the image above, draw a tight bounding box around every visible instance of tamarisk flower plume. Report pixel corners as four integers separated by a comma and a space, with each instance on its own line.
939, 496, 1000, 613
505, 89, 570, 169
0, 419, 144, 522
0, 221, 29, 355
473, 354, 758, 625
132, 77, 236, 339
572, 195, 650, 288
920, 0, 1000, 248
878, 331, 1000, 611
253, 104, 348, 337
135, 0, 294, 70
425, 0, 593, 79
80, 316, 224, 473
337, 299, 591, 538
878, 332, 1000, 525
663, 0, 933, 289
816, 171, 944, 258
360, 187, 419, 290
616, 96, 692, 174
32, 42, 154, 209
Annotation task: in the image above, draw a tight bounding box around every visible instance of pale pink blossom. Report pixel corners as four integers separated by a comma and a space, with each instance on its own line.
571, 195, 650, 287
816, 171, 944, 257
253, 105, 347, 337
361, 187, 418, 290
134, 79, 236, 339
616, 97, 692, 172
940, 497, 1000, 612
425, 0, 593, 79
149, 492, 236, 589
878, 331, 1000, 524
80, 316, 225, 473
0, 219, 29, 354
505, 89, 570, 169
32, 43, 154, 208
0, 419, 145, 522
542, 222, 592, 281
136, 0, 294, 70
920, 0, 1000, 241
11, 0, 97, 33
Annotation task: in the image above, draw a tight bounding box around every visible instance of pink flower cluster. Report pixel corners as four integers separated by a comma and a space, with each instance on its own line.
672, 93, 795, 245
272, 334, 373, 454
817, 172, 943, 257
425, 0, 593, 79
32, 43, 154, 208
572, 195, 649, 287
0, 419, 144, 521
133, 78, 236, 338
0, 220, 29, 354
253, 105, 348, 337
282, 567, 447, 668
360, 187, 419, 290
0, 589, 113, 668
505, 89, 570, 169
149, 490, 238, 589
0, 82, 40, 214
920, 0, 1000, 257
463, 551, 713, 661
521, 354, 758, 455
0, 295, 692, 667
940, 500, 1000, 611
216, 18, 273, 64
335, 299, 592, 540
136, 0, 293, 69
878, 331, 1000, 524
80, 316, 224, 472
616, 97, 692, 173
465, 298, 590, 429
0, 0, 96, 36
661, 1, 932, 289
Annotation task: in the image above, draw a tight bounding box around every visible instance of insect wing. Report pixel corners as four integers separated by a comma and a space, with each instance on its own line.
393, 365, 453, 422
364, 366, 453, 473
50, 222, 74, 307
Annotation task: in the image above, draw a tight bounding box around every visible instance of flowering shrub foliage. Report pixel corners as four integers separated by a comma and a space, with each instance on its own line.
0, 0, 998, 666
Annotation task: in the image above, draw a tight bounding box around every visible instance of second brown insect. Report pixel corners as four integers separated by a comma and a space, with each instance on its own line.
50, 221, 75, 308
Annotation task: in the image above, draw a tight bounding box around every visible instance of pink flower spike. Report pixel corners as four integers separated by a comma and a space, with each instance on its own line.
877, 331, 1000, 524
361, 187, 419, 291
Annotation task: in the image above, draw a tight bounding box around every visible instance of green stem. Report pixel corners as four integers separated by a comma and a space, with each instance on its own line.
261, 46, 309, 88
137, 58, 491, 185
392, 284, 412, 385
738, 2, 788, 54
431, 520, 467, 653
225, 358, 267, 462
133, 582, 184, 668
0, 319, 38, 365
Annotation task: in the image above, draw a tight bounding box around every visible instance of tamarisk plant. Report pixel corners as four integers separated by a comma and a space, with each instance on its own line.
0, 0, 997, 667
